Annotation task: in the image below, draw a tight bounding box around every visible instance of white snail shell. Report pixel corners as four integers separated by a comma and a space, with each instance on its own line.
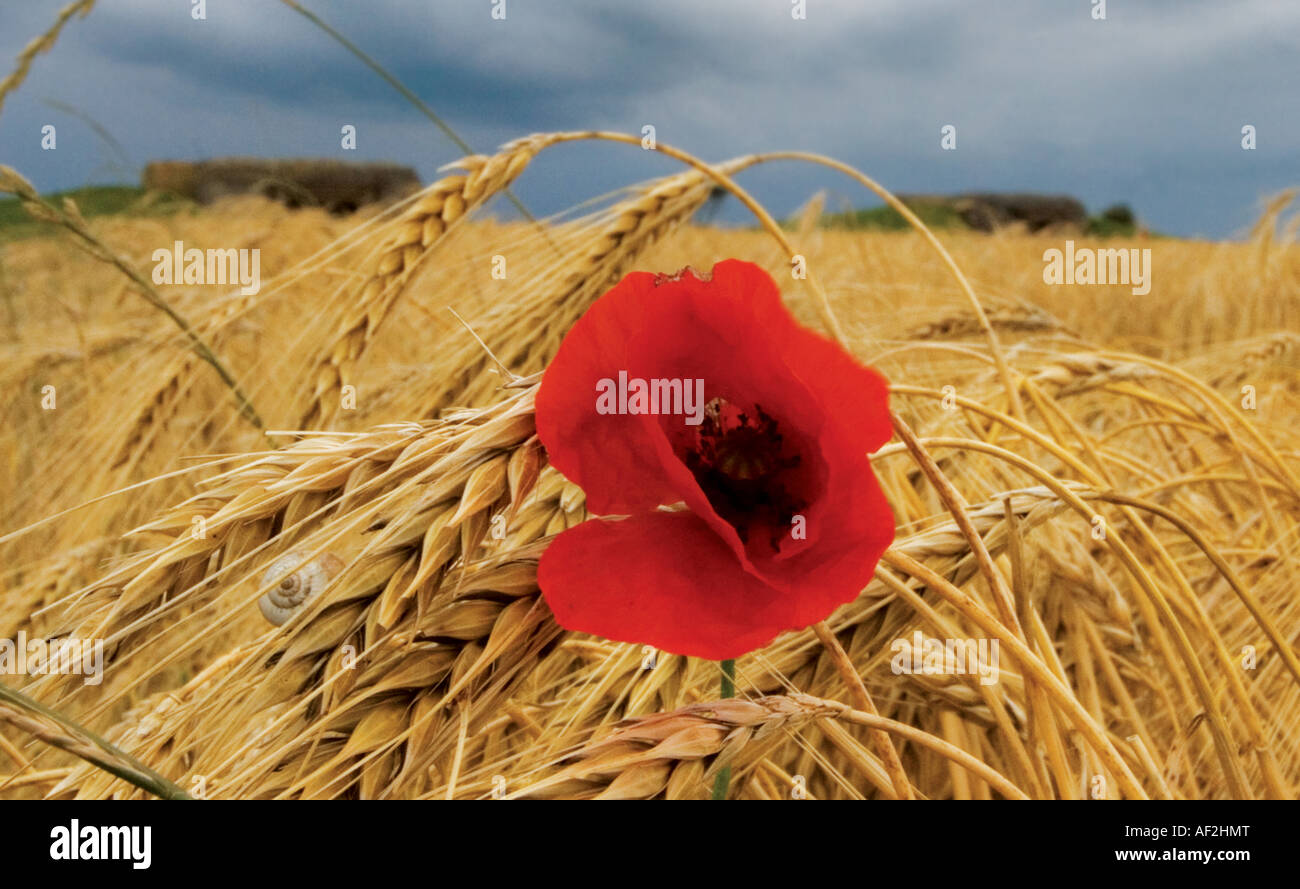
257, 551, 344, 626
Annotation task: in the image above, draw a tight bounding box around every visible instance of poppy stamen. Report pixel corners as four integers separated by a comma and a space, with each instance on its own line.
685, 398, 805, 552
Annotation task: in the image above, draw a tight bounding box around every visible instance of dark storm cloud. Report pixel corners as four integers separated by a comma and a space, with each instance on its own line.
0, 0, 1296, 238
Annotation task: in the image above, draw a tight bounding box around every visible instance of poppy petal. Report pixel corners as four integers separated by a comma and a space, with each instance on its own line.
538, 508, 885, 660
535, 271, 683, 516
537, 511, 790, 660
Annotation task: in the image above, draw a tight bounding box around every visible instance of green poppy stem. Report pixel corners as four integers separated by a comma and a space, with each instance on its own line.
710, 658, 736, 799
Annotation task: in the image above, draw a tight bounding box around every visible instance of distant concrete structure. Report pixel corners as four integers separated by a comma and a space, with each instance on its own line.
142, 158, 421, 214
900, 192, 1089, 233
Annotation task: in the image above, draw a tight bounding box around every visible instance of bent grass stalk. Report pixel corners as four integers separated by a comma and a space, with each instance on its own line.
0, 682, 189, 799
0, 0, 96, 117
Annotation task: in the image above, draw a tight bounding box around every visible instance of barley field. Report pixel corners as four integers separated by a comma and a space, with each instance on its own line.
1, 4, 1298, 803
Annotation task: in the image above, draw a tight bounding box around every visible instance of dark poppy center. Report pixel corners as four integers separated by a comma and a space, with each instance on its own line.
683, 397, 807, 555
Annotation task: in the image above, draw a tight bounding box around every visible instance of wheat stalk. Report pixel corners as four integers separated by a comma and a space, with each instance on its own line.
507, 694, 1028, 800
907, 304, 1076, 341
0, 0, 96, 117
422, 165, 750, 413
300, 136, 568, 428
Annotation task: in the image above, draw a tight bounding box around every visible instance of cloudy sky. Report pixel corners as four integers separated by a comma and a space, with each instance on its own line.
1, 0, 1296, 238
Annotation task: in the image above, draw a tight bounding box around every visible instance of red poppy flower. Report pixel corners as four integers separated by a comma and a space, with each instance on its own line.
535, 259, 894, 660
